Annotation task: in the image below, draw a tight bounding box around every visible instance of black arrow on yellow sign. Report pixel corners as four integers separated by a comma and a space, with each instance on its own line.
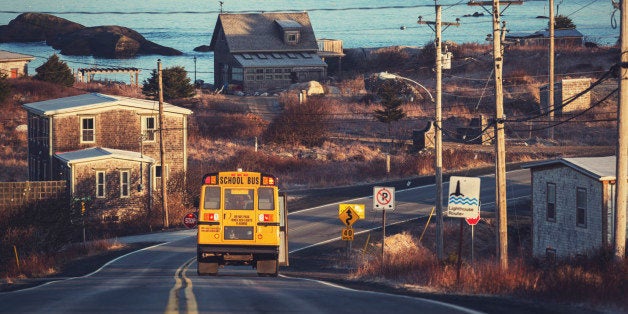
339, 206, 359, 227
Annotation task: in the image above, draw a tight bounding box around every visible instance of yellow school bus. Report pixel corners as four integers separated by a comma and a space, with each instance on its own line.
197, 170, 288, 276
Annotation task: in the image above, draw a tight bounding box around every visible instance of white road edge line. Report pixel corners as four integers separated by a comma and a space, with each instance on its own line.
2, 241, 175, 293
279, 275, 485, 314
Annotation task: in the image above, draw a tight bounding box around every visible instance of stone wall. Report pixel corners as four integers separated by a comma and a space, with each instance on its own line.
540, 78, 591, 115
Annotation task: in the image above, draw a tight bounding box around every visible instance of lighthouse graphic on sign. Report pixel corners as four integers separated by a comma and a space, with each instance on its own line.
447, 176, 480, 218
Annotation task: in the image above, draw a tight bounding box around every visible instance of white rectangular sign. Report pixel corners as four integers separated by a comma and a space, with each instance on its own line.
373, 186, 395, 210
447, 176, 481, 218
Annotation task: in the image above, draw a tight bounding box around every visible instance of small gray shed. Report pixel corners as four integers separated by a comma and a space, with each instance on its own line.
522, 156, 625, 259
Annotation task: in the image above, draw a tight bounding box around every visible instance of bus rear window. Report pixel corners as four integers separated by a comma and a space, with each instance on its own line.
225, 188, 254, 210
203, 186, 221, 209
258, 187, 275, 210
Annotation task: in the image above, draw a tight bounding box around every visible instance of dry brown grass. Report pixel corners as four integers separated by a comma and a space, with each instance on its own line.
351, 221, 627, 310
1, 236, 124, 279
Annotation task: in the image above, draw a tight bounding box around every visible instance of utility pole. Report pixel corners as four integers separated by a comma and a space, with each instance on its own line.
548, 0, 555, 140
158, 59, 169, 229
615, 0, 627, 261
418, 5, 459, 262
193, 56, 197, 85
469, 0, 522, 270
491, 0, 508, 271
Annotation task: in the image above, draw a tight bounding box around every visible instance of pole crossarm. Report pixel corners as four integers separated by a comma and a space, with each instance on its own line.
467, 0, 523, 15
418, 17, 461, 33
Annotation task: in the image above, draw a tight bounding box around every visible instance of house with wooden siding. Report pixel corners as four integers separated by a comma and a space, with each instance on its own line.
506, 29, 584, 47
522, 156, 626, 259
209, 12, 328, 94
22, 93, 192, 221
0, 50, 34, 78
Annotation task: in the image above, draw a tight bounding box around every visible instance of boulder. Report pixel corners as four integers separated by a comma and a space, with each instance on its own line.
0, 12, 84, 43
289, 81, 325, 95
0, 13, 181, 58
194, 45, 212, 52
52, 25, 181, 58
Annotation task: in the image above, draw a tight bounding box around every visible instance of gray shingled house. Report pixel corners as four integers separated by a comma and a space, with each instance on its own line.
522, 156, 626, 259
22, 93, 192, 222
209, 12, 328, 94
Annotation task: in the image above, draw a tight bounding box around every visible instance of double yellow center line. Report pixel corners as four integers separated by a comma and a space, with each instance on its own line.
165, 257, 198, 314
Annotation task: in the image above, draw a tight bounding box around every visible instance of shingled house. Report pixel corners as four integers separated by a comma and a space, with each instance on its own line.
0, 50, 34, 78
22, 93, 192, 221
522, 156, 626, 259
209, 12, 328, 94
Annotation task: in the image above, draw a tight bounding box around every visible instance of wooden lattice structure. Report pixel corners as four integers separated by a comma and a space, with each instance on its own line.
76, 67, 140, 86
0, 181, 68, 208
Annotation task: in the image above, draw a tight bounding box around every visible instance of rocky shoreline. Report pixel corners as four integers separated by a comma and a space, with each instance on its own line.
0, 12, 181, 58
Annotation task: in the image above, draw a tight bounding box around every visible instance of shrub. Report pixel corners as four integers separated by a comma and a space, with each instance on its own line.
142, 66, 195, 101
34, 54, 74, 87
264, 96, 331, 147
0, 72, 11, 103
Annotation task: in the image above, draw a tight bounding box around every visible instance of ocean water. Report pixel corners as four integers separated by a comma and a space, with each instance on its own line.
0, 0, 618, 84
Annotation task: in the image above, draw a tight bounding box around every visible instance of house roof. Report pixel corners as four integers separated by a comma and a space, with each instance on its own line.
506, 29, 583, 39
234, 52, 326, 68
209, 12, 319, 53
22, 93, 193, 116
0, 50, 35, 62
55, 147, 155, 165
521, 156, 616, 181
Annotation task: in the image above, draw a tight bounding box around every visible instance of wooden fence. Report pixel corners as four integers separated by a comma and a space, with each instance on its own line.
0, 181, 68, 209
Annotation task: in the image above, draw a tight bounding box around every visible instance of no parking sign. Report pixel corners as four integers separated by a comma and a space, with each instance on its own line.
373, 186, 395, 210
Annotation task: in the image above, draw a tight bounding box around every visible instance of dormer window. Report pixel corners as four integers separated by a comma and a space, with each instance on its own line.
286, 32, 299, 44
275, 20, 302, 45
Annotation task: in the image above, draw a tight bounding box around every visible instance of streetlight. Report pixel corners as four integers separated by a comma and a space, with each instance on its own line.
376, 71, 442, 259
377, 72, 434, 102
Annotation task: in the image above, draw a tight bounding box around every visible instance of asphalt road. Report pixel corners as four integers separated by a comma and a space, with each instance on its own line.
289, 169, 531, 252
0, 170, 531, 314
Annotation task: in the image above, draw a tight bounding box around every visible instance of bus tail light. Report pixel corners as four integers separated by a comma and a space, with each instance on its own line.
259, 214, 273, 222
262, 175, 277, 186
203, 174, 217, 185
204, 213, 220, 221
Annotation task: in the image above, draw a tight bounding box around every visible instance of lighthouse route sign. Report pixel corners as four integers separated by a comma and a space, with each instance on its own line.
447, 176, 481, 219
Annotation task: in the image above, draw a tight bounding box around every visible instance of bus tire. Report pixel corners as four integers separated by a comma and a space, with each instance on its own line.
198, 261, 219, 276
256, 259, 278, 277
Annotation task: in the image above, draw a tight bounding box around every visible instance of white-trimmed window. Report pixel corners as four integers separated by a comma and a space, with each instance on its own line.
96, 171, 106, 198
142, 116, 157, 142
153, 165, 169, 190
120, 170, 130, 198
576, 187, 587, 227
81, 117, 95, 143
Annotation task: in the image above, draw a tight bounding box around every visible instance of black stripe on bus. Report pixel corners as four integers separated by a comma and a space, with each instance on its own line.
257, 222, 280, 226
198, 221, 220, 226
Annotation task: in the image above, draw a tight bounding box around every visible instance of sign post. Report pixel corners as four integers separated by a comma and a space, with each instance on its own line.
447, 176, 481, 283
338, 204, 364, 258
373, 187, 395, 263
465, 213, 481, 265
